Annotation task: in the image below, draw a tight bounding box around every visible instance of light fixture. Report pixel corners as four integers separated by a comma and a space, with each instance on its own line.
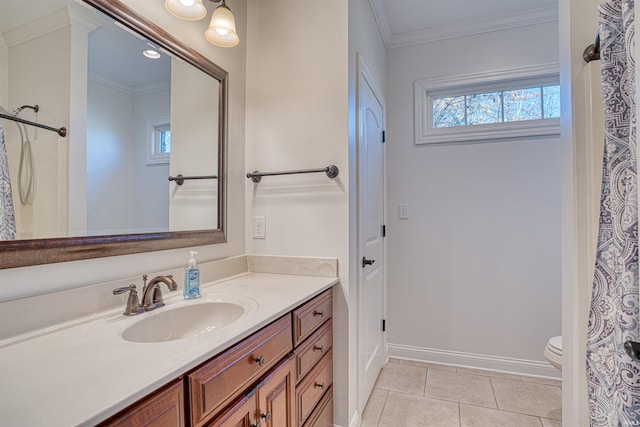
142, 49, 162, 59
165, 0, 207, 21
165, 0, 239, 48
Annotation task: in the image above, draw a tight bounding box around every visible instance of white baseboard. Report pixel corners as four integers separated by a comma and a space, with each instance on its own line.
387, 343, 561, 379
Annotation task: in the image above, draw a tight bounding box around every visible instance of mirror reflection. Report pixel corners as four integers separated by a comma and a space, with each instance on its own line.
0, 0, 220, 241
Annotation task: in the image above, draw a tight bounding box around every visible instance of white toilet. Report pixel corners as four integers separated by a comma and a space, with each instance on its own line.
544, 336, 563, 371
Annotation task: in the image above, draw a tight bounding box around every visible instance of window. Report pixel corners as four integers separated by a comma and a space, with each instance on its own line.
146, 116, 171, 165
415, 65, 560, 144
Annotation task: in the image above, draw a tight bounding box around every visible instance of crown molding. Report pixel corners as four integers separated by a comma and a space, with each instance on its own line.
368, 2, 558, 49
368, 0, 393, 48
3, 7, 100, 48
89, 73, 171, 97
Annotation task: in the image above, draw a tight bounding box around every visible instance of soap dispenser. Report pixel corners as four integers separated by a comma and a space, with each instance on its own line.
183, 251, 201, 300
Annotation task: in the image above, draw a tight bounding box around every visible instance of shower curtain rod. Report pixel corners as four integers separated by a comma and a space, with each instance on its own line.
583, 31, 601, 63
0, 112, 67, 137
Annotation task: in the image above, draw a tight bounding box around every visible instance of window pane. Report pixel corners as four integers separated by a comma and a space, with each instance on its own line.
159, 129, 171, 154
433, 96, 465, 128
542, 85, 561, 119
466, 92, 502, 125
504, 88, 542, 122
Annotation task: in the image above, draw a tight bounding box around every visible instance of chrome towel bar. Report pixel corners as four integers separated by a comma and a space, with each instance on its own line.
168, 174, 218, 186
246, 165, 339, 183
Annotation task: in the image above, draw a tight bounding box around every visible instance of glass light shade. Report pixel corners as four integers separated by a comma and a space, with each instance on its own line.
204, 4, 239, 47
165, 0, 207, 21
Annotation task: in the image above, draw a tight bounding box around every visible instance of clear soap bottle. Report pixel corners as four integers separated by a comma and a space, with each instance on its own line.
183, 251, 201, 300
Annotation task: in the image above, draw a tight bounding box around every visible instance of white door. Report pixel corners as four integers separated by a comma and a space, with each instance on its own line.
357, 56, 386, 413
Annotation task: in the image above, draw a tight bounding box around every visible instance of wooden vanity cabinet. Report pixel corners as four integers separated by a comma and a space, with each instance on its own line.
99, 288, 333, 427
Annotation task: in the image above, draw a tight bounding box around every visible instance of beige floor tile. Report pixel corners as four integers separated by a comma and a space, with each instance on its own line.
425, 369, 497, 408
361, 388, 389, 427
521, 376, 562, 387
540, 418, 562, 427
374, 363, 427, 395
492, 378, 562, 420
457, 366, 522, 381
460, 404, 543, 427
396, 359, 458, 372
378, 392, 460, 427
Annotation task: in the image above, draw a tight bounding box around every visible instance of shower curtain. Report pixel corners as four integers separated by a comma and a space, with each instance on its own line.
0, 122, 16, 240
586, 0, 640, 425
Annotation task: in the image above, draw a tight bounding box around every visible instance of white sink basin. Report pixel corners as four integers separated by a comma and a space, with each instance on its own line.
122, 300, 253, 343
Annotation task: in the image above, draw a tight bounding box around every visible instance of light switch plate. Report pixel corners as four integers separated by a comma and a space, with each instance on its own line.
398, 203, 409, 220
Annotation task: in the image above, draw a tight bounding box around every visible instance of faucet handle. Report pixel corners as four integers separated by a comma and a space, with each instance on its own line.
113, 284, 144, 316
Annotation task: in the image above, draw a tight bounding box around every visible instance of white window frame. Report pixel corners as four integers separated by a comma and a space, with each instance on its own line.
414, 64, 561, 145
146, 116, 171, 165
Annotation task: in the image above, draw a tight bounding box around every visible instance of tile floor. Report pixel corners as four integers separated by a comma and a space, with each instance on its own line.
362, 358, 562, 427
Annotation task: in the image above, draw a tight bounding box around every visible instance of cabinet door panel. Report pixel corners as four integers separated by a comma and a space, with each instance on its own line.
256, 355, 295, 427
190, 315, 292, 426
99, 379, 184, 427
205, 390, 257, 427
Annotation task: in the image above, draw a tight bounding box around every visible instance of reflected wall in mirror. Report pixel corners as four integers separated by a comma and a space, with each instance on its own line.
0, 0, 227, 268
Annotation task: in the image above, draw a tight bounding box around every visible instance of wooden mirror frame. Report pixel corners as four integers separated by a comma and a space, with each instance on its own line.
0, 0, 227, 269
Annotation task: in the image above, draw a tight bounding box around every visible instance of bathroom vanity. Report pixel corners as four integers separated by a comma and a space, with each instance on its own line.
0, 266, 337, 427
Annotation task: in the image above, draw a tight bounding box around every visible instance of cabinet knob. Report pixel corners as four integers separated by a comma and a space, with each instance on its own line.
261, 412, 272, 423
313, 310, 324, 317
254, 355, 266, 367
315, 382, 325, 390
314, 345, 324, 353
250, 422, 261, 427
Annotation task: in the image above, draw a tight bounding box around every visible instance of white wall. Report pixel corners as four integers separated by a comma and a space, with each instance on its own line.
0, 0, 247, 302
386, 21, 562, 373
86, 79, 135, 234
244, 0, 349, 424
132, 88, 171, 232
86, 80, 170, 235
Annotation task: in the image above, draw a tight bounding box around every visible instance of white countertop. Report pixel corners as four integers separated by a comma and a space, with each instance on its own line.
0, 272, 337, 427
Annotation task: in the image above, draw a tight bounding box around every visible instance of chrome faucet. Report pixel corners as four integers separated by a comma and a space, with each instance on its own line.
141, 274, 179, 311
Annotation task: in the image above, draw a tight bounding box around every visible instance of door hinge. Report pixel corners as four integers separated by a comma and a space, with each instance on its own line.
382, 319, 386, 332
382, 130, 386, 143
381, 225, 386, 237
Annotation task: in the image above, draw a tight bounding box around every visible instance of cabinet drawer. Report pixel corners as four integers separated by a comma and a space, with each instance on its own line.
295, 349, 333, 426
293, 289, 332, 347
302, 386, 333, 427
99, 379, 185, 427
294, 319, 332, 382
189, 315, 293, 427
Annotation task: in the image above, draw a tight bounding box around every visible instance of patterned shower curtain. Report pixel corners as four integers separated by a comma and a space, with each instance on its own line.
586, 0, 640, 425
0, 122, 16, 240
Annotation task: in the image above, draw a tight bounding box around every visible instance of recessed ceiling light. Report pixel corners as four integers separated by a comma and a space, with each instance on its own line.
142, 49, 161, 59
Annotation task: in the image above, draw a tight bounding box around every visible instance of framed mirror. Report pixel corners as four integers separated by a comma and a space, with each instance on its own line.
0, 0, 227, 269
